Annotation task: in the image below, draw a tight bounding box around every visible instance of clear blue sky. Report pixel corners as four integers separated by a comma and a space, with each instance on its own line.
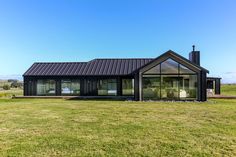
0, 0, 236, 83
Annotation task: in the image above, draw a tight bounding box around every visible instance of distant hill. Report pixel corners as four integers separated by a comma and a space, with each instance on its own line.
0, 75, 23, 81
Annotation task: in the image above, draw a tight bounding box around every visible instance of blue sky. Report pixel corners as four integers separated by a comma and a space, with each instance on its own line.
0, 0, 236, 83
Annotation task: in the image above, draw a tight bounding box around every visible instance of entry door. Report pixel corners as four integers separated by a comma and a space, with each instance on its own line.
84, 79, 97, 96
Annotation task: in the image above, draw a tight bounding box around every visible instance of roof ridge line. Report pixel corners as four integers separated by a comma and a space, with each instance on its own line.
34, 62, 88, 64
92, 58, 154, 60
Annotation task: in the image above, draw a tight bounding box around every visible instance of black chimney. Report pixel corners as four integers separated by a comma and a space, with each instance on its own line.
189, 45, 200, 65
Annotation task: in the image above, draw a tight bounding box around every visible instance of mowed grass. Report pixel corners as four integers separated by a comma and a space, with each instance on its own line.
222, 84, 236, 96
0, 99, 236, 156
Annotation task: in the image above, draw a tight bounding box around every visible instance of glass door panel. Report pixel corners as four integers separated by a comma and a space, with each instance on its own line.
161, 75, 179, 100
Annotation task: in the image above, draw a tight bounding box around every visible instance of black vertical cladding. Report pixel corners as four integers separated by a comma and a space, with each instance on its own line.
215, 79, 221, 95
134, 73, 140, 101
32, 80, 37, 96
56, 79, 61, 96
117, 77, 122, 96
23, 77, 28, 96
197, 71, 207, 101
200, 71, 207, 101
80, 78, 85, 96
85, 78, 98, 96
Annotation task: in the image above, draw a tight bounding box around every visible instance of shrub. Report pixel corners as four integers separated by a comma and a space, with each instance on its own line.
8, 79, 18, 83
11, 82, 23, 88
3, 84, 10, 90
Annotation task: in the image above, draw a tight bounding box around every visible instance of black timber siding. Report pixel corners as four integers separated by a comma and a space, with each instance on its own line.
215, 79, 221, 95
23, 76, 135, 100
134, 73, 140, 101
197, 71, 207, 101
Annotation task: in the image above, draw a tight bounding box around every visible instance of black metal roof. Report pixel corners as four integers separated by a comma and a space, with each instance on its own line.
23, 50, 209, 76
23, 58, 153, 76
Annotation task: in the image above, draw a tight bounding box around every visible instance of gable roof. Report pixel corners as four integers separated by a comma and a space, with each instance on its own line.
23, 50, 209, 76
136, 50, 209, 74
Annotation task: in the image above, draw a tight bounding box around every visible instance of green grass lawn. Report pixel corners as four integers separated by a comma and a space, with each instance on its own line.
0, 88, 23, 98
221, 84, 236, 96
0, 99, 236, 156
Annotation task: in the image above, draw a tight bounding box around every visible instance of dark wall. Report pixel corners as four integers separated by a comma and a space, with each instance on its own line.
197, 71, 207, 101
24, 77, 37, 96
215, 79, 221, 95
134, 73, 140, 101
23, 76, 134, 99
207, 80, 214, 89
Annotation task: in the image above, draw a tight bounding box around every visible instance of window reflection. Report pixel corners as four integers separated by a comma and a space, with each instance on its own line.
161, 59, 179, 74
37, 80, 56, 95
179, 75, 197, 99
161, 75, 179, 99
143, 76, 161, 100
61, 80, 80, 95
142, 58, 198, 100
98, 79, 117, 96
122, 79, 134, 95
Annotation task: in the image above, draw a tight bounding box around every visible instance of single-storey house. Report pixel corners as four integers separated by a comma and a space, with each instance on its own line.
23, 46, 220, 101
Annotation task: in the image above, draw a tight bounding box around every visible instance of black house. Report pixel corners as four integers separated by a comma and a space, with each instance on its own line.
23, 48, 214, 101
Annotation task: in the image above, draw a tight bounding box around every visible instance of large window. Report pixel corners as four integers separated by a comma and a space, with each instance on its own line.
179, 75, 197, 100
144, 64, 160, 74
143, 76, 161, 100
37, 80, 56, 96
142, 58, 198, 100
161, 59, 179, 74
98, 79, 117, 96
122, 79, 134, 95
61, 80, 80, 95
161, 75, 179, 99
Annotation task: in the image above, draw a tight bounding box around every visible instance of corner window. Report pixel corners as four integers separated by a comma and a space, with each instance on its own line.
179, 75, 197, 99
122, 79, 134, 95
